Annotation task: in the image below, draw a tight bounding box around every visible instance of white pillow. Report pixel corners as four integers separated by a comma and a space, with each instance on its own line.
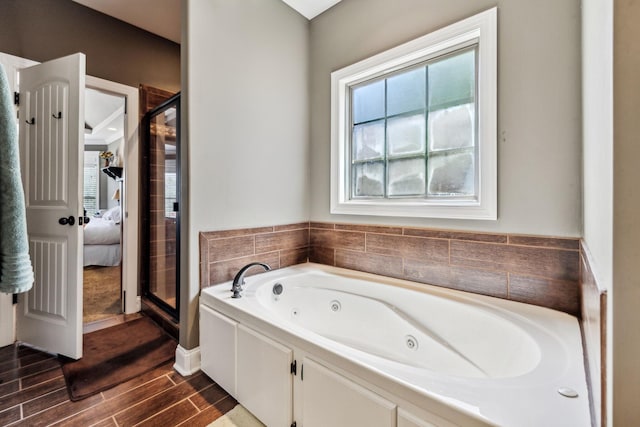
103, 206, 122, 224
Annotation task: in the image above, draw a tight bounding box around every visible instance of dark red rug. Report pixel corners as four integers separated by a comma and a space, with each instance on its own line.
61, 316, 177, 401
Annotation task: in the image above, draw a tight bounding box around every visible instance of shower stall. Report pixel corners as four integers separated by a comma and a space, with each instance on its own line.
141, 93, 180, 320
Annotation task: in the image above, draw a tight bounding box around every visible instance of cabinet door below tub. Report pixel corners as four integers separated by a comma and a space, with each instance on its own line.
237, 324, 293, 427
302, 357, 396, 427
199, 305, 237, 396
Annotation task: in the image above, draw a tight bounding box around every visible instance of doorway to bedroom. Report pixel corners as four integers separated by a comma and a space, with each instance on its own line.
82, 88, 126, 323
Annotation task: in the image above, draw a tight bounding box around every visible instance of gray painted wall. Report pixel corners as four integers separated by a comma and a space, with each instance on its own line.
0, 0, 180, 92
309, 0, 582, 237
182, 0, 310, 348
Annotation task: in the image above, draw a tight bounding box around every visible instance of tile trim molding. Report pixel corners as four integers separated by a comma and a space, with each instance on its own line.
579, 240, 607, 427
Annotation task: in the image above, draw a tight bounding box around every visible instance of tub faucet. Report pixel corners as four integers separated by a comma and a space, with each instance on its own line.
231, 262, 271, 298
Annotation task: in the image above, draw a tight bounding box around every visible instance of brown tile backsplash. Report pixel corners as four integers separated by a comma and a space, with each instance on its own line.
508, 234, 580, 250
274, 222, 311, 232
200, 223, 309, 287
403, 259, 509, 299
450, 240, 579, 282
508, 274, 579, 315
208, 252, 281, 286
280, 247, 309, 268
580, 242, 607, 426
309, 246, 335, 266
201, 226, 275, 240
309, 222, 335, 229
196, 223, 597, 426
309, 228, 366, 251
335, 249, 404, 279
207, 235, 255, 263
255, 229, 309, 253
200, 221, 581, 317
366, 233, 449, 263
335, 223, 403, 235
404, 227, 508, 244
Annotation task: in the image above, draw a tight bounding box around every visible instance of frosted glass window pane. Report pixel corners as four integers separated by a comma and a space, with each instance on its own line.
428, 49, 475, 109
353, 162, 384, 197
388, 158, 425, 196
353, 80, 385, 123
83, 151, 100, 216
428, 103, 475, 151
428, 151, 475, 196
387, 67, 425, 116
353, 120, 385, 161
387, 114, 425, 156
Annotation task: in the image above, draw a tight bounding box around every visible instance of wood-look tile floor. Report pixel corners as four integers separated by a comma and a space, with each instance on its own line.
0, 343, 237, 426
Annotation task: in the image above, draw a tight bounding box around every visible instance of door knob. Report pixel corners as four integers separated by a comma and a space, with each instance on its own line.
58, 216, 76, 226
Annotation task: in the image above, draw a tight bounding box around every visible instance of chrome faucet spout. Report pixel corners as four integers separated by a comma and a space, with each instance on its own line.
231, 262, 271, 298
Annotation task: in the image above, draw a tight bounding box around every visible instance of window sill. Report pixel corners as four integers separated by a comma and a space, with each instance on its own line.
331, 199, 497, 220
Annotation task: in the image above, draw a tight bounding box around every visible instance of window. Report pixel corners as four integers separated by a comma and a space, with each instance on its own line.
331, 8, 497, 220
83, 151, 100, 216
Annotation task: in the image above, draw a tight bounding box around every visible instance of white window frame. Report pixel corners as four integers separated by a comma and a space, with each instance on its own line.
83, 150, 101, 215
330, 7, 497, 220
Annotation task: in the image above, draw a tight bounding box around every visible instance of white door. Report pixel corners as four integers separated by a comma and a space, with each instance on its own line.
16, 53, 85, 359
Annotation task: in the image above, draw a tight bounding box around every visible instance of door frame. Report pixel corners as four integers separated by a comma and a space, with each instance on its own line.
86, 76, 140, 315
0, 51, 141, 349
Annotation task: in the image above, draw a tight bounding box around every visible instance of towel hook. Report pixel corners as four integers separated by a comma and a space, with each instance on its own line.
25, 117, 35, 125
52, 112, 62, 119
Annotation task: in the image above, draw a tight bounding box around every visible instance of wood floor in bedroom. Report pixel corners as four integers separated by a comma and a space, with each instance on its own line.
0, 323, 237, 427
83, 265, 122, 324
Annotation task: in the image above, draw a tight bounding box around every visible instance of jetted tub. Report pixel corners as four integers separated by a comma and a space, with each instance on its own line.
199, 263, 591, 426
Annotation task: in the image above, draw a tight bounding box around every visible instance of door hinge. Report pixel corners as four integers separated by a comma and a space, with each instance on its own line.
291, 422, 297, 427
290, 360, 297, 376
14, 92, 19, 106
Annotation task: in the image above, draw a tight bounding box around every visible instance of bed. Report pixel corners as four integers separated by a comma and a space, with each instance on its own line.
83, 206, 121, 267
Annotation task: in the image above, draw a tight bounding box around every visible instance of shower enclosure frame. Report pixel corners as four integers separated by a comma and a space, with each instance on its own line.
140, 93, 181, 320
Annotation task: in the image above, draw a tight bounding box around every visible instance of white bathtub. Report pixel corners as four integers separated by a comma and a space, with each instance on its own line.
200, 263, 591, 427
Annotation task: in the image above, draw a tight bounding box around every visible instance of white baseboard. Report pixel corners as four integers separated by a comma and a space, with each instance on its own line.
174, 345, 201, 376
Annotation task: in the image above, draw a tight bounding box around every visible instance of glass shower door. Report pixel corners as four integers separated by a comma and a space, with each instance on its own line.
143, 94, 180, 319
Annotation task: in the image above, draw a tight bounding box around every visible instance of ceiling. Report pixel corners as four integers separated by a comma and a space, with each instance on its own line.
75, 0, 343, 138
72, 0, 181, 43
84, 88, 125, 146
281, 0, 342, 19
72, 0, 343, 43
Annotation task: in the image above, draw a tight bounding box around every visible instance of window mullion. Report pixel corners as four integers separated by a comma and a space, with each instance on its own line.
424, 64, 430, 200
383, 79, 388, 198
